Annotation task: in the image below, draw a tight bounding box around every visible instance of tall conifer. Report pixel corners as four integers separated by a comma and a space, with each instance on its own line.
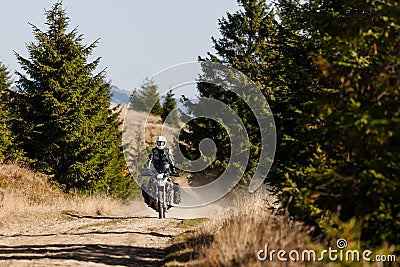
130, 79, 163, 116
13, 2, 132, 196
162, 90, 180, 127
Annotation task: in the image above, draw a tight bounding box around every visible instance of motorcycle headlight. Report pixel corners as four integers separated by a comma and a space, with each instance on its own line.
157, 179, 166, 186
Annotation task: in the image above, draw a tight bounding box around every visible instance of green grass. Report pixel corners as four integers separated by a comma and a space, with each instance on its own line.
177, 218, 209, 229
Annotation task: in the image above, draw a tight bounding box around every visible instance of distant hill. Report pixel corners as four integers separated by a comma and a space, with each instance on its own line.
110, 86, 131, 105
12, 85, 188, 110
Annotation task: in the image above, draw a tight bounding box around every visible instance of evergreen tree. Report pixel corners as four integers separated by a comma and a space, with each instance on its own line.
180, 0, 284, 185
266, 0, 326, 228
161, 90, 180, 127
12, 2, 132, 196
295, 0, 400, 245
130, 79, 163, 116
181, 0, 400, 246
0, 64, 13, 163
263, 0, 400, 246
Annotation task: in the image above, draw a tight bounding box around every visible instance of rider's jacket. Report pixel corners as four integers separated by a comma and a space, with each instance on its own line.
147, 147, 175, 168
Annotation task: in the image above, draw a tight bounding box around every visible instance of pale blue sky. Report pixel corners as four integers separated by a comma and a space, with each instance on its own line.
0, 1, 240, 92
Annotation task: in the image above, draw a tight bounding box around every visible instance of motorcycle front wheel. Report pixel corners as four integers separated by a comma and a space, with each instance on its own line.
158, 190, 166, 219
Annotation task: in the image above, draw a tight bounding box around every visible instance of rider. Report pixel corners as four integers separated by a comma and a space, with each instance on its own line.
143, 136, 180, 207
147, 135, 178, 175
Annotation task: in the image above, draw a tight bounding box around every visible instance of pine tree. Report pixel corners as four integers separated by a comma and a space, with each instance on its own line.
266, 0, 327, 225
299, 0, 400, 246
12, 2, 132, 196
265, 0, 400, 246
0, 64, 13, 163
130, 79, 163, 116
179, 0, 400, 247
161, 90, 180, 127
180, 0, 287, 185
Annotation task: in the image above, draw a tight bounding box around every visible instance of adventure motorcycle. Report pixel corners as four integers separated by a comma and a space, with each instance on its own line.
141, 170, 180, 219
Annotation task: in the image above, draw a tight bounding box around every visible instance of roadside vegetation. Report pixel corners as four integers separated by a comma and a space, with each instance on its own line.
0, 164, 125, 231
165, 190, 316, 266
166, 190, 398, 266
179, 0, 400, 253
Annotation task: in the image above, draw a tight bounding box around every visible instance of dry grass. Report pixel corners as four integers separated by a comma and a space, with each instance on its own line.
122, 108, 179, 146
167, 190, 394, 267
0, 164, 124, 232
166, 189, 321, 267
122, 109, 191, 185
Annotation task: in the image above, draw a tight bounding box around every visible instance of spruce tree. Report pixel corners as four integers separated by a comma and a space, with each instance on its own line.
180, 0, 400, 247
264, 0, 400, 246
161, 90, 180, 127
298, 0, 400, 245
130, 79, 162, 116
13, 2, 132, 196
180, 0, 283, 185
0, 64, 13, 163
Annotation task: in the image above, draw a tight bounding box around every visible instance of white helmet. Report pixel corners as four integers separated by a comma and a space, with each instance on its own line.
156, 136, 167, 149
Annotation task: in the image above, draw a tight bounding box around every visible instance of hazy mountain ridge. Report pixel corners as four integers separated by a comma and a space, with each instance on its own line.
110, 85, 131, 105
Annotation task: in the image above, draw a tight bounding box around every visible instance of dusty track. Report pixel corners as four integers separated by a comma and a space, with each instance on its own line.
0, 200, 221, 267
0, 215, 184, 267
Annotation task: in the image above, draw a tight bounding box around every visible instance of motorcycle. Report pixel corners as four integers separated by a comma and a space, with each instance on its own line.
141, 170, 180, 219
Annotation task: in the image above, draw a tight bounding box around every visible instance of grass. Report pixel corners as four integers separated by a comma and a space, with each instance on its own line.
122, 109, 191, 186
0, 164, 126, 232
165, 189, 322, 267
165, 189, 397, 267
177, 218, 209, 229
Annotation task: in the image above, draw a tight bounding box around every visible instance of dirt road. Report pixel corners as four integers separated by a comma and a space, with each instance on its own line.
0, 202, 220, 267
